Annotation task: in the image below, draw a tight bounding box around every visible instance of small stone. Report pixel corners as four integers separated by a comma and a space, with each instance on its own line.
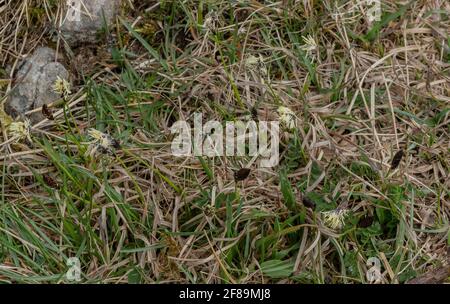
59, 0, 121, 46
5, 47, 69, 123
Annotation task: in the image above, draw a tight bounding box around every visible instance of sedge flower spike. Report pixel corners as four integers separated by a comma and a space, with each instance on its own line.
321, 209, 349, 230
204, 11, 219, 31
7, 119, 32, 143
277, 106, 296, 130
86, 128, 120, 157
53, 76, 71, 98
300, 35, 318, 60
245, 54, 268, 80
300, 35, 317, 52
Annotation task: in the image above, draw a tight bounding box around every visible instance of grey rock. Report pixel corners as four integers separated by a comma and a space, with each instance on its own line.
60, 0, 120, 46
5, 47, 69, 123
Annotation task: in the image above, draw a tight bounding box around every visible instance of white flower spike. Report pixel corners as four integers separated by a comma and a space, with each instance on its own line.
53, 76, 71, 98
86, 128, 120, 157
321, 209, 349, 230
300, 35, 317, 52
300, 35, 318, 60
7, 119, 32, 143
277, 106, 296, 130
204, 11, 219, 31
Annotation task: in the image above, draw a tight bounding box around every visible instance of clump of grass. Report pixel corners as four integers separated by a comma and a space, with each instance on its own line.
0, 0, 448, 284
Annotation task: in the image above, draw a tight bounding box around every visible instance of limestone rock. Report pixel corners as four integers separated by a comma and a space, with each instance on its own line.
5, 47, 69, 123
60, 0, 120, 46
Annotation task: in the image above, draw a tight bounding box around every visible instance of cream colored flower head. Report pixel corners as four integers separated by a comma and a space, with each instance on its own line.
277, 106, 296, 130
245, 54, 268, 78
53, 76, 71, 98
300, 34, 318, 53
7, 119, 31, 142
204, 10, 219, 31
245, 54, 259, 67
238, 26, 247, 36
86, 128, 119, 157
321, 208, 349, 230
